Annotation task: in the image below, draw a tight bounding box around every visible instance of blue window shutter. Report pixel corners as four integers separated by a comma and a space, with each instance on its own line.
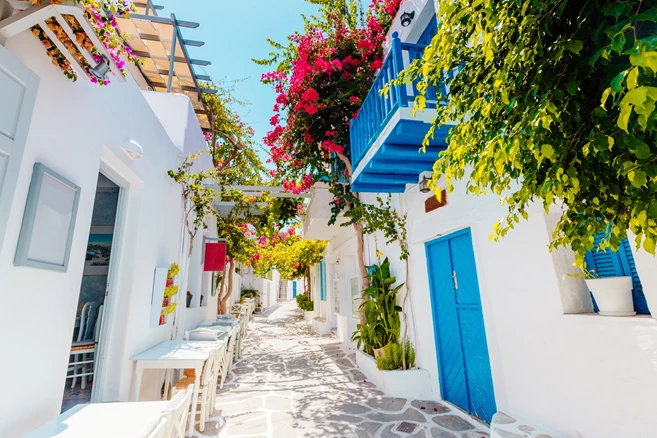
320, 260, 326, 301
618, 239, 649, 314
585, 231, 649, 314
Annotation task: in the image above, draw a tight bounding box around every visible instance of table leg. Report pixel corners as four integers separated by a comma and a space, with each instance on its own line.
131, 365, 143, 401
188, 368, 201, 437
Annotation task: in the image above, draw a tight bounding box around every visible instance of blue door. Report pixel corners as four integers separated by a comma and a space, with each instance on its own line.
426, 228, 496, 423
292, 281, 297, 298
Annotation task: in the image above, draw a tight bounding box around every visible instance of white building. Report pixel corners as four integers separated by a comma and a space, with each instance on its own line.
303, 1, 657, 437
0, 2, 241, 436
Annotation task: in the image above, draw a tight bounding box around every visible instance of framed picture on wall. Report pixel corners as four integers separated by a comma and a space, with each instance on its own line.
84, 226, 114, 275
14, 163, 81, 272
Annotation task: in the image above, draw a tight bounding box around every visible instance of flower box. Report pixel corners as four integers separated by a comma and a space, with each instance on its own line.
355, 350, 433, 399
311, 317, 332, 335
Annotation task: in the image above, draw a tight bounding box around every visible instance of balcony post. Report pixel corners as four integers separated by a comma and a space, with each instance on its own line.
391, 32, 408, 106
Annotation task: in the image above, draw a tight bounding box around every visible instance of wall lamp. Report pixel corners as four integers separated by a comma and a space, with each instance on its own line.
419, 175, 431, 193
122, 138, 144, 160
400, 11, 415, 27
89, 55, 110, 81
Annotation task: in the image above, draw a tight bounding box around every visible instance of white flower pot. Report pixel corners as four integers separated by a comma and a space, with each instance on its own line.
585, 276, 635, 316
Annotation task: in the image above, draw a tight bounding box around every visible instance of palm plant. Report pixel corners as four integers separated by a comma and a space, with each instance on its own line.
351, 257, 402, 355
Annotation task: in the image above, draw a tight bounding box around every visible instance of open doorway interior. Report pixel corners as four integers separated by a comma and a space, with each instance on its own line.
61, 173, 119, 412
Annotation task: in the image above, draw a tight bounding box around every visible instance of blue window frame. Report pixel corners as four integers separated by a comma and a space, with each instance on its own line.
320, 260, 327, 301
585, 231, 649, 314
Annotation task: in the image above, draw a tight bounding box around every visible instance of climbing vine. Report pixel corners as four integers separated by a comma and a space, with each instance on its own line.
397, 0, 657, 267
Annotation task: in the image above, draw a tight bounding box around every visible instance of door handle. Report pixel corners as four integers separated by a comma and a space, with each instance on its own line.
452, 270, 458, 290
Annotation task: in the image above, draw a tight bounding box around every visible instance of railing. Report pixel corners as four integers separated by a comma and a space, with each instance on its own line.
350, 31, 447, 167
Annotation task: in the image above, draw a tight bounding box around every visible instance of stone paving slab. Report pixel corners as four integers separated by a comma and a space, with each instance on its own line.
191, 301, 489, 437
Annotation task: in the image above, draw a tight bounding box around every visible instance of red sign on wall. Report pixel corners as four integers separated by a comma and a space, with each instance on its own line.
204, 241, 226, 272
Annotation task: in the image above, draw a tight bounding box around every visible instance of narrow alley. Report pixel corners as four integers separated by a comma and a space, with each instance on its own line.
203, 301, 491, 438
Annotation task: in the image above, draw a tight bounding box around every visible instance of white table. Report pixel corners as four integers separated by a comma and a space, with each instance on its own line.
26, 401, 169, 438
130, 340, 225, 437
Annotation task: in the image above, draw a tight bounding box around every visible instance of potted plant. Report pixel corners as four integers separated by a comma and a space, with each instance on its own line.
584, 269, 635, 316
296, 293, 314, 319
351, 257, 402, 357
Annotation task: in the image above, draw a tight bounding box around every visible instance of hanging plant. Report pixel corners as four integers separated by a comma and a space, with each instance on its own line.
29, 0, 139, 85
167, 262, 180, 279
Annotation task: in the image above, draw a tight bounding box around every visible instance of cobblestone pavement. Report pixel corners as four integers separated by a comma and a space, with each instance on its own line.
194, 300, 490, 438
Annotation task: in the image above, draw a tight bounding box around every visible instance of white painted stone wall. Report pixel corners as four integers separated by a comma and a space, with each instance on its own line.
0, 33, 219, 436
355, 180, 657, 437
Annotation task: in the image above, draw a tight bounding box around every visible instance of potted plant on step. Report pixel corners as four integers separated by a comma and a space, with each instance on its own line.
296, 293, 314, 319
584, 268, 635, 316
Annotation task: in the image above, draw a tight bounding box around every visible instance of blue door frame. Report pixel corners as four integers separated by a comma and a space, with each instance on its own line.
426, 228, 496, 423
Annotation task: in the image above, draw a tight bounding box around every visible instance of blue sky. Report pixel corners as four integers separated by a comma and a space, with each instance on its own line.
155, 0, 318, 163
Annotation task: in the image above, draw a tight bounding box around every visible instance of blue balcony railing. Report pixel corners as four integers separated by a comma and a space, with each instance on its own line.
349, 32, 447, 167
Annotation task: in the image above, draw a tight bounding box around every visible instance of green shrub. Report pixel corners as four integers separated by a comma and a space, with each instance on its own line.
240, 289, 260, 300
376, 338, 416, 371
351, 257, 402, 355
296, 293, 314, 311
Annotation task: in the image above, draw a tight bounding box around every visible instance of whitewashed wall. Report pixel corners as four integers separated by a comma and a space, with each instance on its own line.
356, 180, 657, 437
0, 33, 217, 436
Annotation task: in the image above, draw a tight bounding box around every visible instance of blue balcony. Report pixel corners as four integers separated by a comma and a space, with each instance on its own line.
349, 32, 452, 193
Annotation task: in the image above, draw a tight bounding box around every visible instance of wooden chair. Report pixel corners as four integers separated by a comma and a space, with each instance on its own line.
145, 414, 168, 438
68, 303, 103, 389
163, 384, 194, 438
171, 348, 221, 432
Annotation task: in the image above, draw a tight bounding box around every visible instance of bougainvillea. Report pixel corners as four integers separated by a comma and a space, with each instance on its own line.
257, 0, 408, 287
29, 0, 139, 85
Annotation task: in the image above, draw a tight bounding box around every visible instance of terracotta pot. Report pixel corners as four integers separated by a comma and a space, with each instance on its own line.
162, 297, 169, 307
166, 278, 173, 287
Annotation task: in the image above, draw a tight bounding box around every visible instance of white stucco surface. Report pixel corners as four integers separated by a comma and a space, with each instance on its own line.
0, 32, 225, 437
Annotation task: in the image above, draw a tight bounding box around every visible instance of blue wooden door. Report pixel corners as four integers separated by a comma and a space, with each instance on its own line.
292, 281, 297, 298
426, 228, 496, 423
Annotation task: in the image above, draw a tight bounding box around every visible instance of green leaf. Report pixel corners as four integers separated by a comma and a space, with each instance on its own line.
627, 67, 639, 90
565, 40, 583, 55
630, 169, 647, 188
644, 237, 656, 254
618, 103, 632, 132
634, 142, 651, 160
610, 71, 626, 92
541, 144, 554, 160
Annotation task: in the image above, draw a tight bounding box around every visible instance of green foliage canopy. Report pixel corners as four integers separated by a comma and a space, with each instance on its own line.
398, 0, 657, 265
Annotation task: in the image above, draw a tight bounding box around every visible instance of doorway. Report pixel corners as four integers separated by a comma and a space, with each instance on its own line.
425, 228, 496, 423
62, 173, 119, 412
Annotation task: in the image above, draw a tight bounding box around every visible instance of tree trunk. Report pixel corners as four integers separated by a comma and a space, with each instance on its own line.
305, 265, 312, 299
217, 262, 229, 314
219, 259, 235, 314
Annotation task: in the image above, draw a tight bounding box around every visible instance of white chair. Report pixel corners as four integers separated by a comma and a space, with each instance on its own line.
146, 414, 168, 438
171, 348, 222, 432
163, 384, 194, 438
219, 325, 241, 389
68, 303, 103, 389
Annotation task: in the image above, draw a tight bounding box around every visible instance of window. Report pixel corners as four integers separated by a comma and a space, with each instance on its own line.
585, 231, 649, 314
350, 276, 361, 319
319, 260, 327, 301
